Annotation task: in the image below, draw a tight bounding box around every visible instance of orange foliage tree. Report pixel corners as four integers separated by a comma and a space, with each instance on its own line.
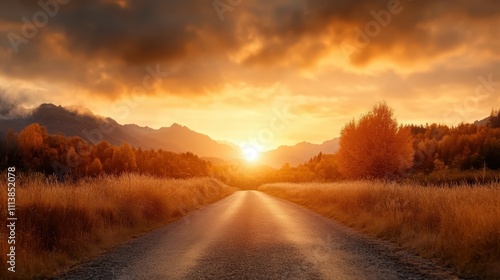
111, 143, 137, 173
87, 158, 103, 176
18, 123, 45, 151
17, 123, 48, 168
337, 102, 414, 179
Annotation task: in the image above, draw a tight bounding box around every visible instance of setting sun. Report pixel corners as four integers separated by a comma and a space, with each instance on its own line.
1, 1, 500, 279
242, 146, 260, 162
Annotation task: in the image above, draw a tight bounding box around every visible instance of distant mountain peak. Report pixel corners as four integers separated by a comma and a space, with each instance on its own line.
0, 102, 342, 167
39, 103, 58, 108
33, 103, 65, 114
0, 103, 242, 160
169, 123, 194, 133
261, 138, 340, 168
171, 123, 186, 128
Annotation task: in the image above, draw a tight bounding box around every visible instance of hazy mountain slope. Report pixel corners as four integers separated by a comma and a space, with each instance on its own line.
0, 103, 341, 166
0, 103, 241, 159
473, 116, 490, 126
122, 123, 238, 159
260, 139, 340, 168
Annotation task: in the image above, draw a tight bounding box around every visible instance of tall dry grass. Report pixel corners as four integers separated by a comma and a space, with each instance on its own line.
258, 181, 500, 279
0, 173, 237, 279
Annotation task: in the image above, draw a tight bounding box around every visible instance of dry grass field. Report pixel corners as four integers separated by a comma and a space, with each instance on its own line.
258, 181, 500, 279
0, 174, 237, 279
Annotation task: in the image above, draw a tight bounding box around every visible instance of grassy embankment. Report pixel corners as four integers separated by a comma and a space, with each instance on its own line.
259, 181, 500, 279
0, 174, 237, 279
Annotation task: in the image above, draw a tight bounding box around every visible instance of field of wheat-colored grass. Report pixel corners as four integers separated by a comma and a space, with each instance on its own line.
258, 181, 500, 279
0, 173, 237, 279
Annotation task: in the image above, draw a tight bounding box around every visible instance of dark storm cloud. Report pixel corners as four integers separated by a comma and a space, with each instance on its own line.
0, 0, 499, 98
0, 0, 243, 97
241, 0, 500, 66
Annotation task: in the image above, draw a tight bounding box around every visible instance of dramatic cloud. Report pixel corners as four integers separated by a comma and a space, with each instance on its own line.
0, 0, 498, 145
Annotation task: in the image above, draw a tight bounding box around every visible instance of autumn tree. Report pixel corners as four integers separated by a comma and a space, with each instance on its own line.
337, 102, 414, 179
17, 123, 48, 169
87, 158, 103, 176
314, 153, 342, 180
1, 129, 20, 166
18, 123, 45, 147
111, 143, 137, 173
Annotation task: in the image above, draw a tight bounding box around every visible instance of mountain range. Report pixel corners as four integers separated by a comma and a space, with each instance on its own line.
0, 103, 339, 168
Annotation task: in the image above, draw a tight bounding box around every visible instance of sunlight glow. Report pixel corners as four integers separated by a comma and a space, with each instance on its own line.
243, 146, 260, 162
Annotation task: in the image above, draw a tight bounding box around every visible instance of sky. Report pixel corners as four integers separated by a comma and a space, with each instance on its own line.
0, 0, 499, 150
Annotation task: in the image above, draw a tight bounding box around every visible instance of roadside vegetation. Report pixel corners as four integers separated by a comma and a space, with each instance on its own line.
258, 106, 500, 185
258, 181, 500, 279
0, 174, 237, 279
1, 101, 499, 279
259, 103, 500, 279
1, 106, 499, 190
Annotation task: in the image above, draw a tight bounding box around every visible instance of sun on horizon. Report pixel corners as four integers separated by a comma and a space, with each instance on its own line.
242, 146, 261, 162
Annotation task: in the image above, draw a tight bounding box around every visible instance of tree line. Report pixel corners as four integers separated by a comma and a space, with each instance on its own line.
0, 123, 211, 179
268, 105, 500, 183
1, 105, 499, 186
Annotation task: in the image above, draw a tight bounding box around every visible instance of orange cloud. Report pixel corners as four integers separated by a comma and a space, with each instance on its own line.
0, 0, 499, 145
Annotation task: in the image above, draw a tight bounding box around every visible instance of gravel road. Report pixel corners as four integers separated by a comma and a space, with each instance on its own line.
56, 191, 461, 280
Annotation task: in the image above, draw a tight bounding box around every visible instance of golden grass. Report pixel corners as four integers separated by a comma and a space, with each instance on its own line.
258, 181, 500, 279
0, 174, 237, 279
